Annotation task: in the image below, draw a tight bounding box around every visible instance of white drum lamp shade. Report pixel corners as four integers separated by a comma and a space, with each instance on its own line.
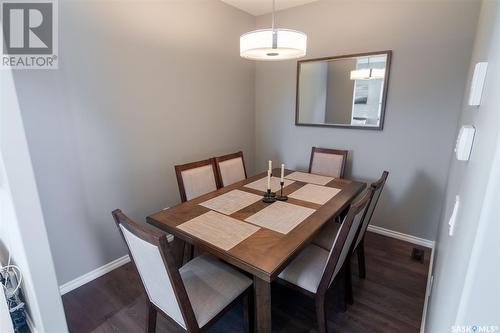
240, 28, 307, 61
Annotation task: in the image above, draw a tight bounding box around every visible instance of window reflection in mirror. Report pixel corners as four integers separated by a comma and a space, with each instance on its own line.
296, 51, 391, 130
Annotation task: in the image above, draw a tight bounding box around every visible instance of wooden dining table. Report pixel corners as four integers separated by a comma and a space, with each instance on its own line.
147, 168, 366, 333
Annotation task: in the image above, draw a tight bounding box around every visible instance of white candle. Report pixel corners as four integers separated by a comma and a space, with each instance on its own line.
268, 160, 272, 173
267, 170, 271, 191
280, 164, 285, 183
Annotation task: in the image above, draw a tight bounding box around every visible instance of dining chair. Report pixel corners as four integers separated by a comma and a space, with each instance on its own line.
309, 147, 348, 178
112, 209, 253, 333
352, 171, 389, 279
277, 188, 373, 333
312, 171, 389, 278
214, 151, 247, 187
175, 158, 219, 202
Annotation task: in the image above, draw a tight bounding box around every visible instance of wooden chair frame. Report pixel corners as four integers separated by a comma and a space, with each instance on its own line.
277, 188, 373, 333
343, 171, 389, 307
174, 158, 220, 203
112, 209, 253, 333
214, 151, 248, 188
353, 170, 389, 279
309, 147, 349, 178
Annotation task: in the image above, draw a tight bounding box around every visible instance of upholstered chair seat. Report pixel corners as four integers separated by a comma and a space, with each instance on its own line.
278, 244, 329, 293
112, 210, 253, 332
180, 254, 252, 327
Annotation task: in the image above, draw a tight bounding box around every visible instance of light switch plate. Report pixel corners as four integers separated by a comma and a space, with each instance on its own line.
469, 62, 488, 106
455, 125, 475, 161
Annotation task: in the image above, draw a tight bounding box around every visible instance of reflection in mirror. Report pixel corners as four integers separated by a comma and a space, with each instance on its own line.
296, 51, 391, 130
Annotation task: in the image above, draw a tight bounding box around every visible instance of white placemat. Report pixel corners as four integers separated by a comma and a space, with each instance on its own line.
200, 190, 262, 215
288, 183, 341, 205
245, 201, 315, 234
244, 176, 295, 193
284, 171, 334, 186
177, 211, 259, 251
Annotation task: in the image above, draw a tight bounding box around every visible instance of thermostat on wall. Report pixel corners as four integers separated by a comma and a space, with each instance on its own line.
469, 62, 488, 106
455, 125, 475, 161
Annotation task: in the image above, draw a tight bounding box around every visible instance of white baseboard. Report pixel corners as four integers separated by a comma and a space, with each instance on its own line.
59, 255, 130, 295
367, 225, 435, 249
59, 234, 174, 295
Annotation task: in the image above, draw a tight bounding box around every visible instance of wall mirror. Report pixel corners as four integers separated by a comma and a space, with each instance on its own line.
296, 51, 391, 130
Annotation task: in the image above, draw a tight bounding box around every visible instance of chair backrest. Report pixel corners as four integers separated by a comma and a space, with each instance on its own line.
317, 187, 373, 295
309, 147, 348, 178
353, 171, 389, 250
175, 158, 219, 202
215, 151, 247, 187
112, 210, 197, 331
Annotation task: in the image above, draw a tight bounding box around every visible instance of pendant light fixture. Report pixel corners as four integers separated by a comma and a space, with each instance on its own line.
240, 0, 307, 61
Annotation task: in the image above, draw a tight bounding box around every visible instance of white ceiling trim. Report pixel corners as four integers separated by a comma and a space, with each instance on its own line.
220, 0, 319, 16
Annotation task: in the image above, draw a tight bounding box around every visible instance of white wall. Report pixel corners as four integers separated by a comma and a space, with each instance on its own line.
11, 0, 255, 286
254, 0, 480, 241
1, 68, 68, 332
426, 1, 500, 331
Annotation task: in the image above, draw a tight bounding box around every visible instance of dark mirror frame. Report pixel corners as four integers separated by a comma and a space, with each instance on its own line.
295, 50, 392, 130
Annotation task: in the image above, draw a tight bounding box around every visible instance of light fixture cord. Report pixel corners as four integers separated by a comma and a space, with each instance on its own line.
271, 0, 277, 49
272, 0, 276, 30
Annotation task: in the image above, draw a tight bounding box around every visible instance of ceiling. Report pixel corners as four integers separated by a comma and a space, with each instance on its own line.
220, 0, 319, 16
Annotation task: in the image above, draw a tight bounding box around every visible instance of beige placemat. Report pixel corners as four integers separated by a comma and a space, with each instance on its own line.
177, 211, 259, 251
245, 201, 315, 234
285, 171, 334, 186
244, 176, 295, 193
200, 190, 262, 215
289, 183, 341, 205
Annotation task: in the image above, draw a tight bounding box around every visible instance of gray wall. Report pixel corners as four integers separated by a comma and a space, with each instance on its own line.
13, 0, 255, 285
325, 59, 356, 124
254, 0, 480, 241
426, 1, 500, 331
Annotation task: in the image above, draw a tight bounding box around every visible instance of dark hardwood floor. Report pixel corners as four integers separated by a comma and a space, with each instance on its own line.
62, 232, 430, 333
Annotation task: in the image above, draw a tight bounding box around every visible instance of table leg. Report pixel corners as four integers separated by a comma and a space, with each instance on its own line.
254, 276, 271, 333
170, 237, 185, 268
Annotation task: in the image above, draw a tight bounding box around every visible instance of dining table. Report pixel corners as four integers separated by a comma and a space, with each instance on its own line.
147, 168, 366, 333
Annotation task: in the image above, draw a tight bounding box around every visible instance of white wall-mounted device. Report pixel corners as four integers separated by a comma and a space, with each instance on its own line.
468, 62, 488, 106
455, 125, 475, 161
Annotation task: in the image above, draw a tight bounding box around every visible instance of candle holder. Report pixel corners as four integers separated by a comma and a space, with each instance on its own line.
275, 181, 288, 201
262, 189, 276, 203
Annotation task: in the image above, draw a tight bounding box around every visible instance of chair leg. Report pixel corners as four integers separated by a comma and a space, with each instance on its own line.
171, 237, 185, 268
335, 267, 347, 313
345, 255, 354, 305
315, 295, 328, 333
146, 302, 157, 333
357, 239, 366, 279
242, 291, 254, 333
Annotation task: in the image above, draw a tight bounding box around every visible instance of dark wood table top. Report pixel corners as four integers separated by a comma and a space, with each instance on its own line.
147, 169, 366, 282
